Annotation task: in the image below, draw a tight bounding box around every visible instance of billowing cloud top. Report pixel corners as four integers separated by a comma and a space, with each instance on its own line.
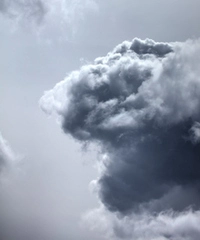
41, 38, 200, 214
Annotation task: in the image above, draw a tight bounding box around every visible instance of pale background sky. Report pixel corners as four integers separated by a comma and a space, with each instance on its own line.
0, 0, 200, 239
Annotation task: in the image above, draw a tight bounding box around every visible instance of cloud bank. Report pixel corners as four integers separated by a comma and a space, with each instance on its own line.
41, 38, 200, 239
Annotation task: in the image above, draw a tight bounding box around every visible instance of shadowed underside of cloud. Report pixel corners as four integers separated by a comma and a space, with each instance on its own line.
41, 38, 200, 239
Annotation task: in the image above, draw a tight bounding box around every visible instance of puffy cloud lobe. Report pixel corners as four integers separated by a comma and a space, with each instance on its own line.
189, 122, 200, 144
40, 38, 200, 214
84, 206, 200, 240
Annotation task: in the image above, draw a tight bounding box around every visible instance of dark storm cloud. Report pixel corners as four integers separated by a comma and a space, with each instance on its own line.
41, 38, 200, 215
0, 0, 47, 24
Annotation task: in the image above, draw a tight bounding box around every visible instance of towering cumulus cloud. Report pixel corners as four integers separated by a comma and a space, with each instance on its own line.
41, 38, 200, 239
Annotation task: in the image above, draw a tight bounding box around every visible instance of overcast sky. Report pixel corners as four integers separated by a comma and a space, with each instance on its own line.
1, 1, 200, 240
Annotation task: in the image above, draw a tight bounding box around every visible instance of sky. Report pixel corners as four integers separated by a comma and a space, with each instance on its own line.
1, 1, 200, 240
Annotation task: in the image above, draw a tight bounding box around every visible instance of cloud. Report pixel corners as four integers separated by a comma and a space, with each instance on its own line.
84, 206, 200, 240
0, 0, 47, 25
0, 0, 98, 37
41, 38, 200, 239
0, 133, 15, 171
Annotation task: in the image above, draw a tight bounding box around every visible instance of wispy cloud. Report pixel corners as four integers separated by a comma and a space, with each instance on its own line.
0, 0, 98, 38
0, 0, 47, 25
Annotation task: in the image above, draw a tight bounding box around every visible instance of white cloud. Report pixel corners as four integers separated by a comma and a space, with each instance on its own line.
84, 206, 200, 240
